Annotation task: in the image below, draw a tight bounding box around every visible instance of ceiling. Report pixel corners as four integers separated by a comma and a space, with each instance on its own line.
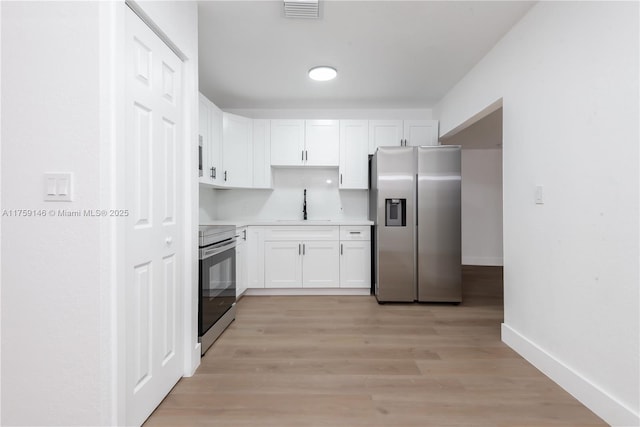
198, 1, 535, 109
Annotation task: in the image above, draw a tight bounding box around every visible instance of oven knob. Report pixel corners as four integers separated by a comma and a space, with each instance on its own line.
165, 237, 173, 245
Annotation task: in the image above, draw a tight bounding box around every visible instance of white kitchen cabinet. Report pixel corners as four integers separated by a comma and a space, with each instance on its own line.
340, 241, 371, 288
264, 241, 303, 288
304, 120, 339, 166
403, 120, 439, 147
339, 120, 369, 189
247, 227, 265, 289
270, 120, 305, 166
270, 119, 339, 167
222, 112, 253, 187
368, 120, 403, 154
264, 240, 340, 288
263, 226, 340, 289
302, 241, 340, 288
236, 227, 248, 297
339, 226, 371, 288
368, 119, 439, 154
252, 120, 272, 188
199, 94, 223, 185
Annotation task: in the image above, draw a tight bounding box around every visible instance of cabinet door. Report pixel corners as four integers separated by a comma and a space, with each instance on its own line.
236, 237, 247, 297
209, 103, 223, 183
404, 120, 439, 146
305, 120, 339, 166
302, 241, 339, 288
339, 120, 369, 189
253, 119, 271, 188
270, 120, 304, 166
198, 95, 210, 184
247, 227, 264, 289
222, 112, 253, 187
368, 120, 403, 154
340, 241, 371, 288
264, 241, 302, 288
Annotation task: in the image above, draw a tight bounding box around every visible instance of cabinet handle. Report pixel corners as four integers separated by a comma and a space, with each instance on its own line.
210, 167, 216, 179
224, 171, 228, 182
302, 150, 304, 161
340, 243, 343, 255
299, 243, 301, 255
243, 230, 246, 240
303, 243, 305, 255
349, 231, 361, 234
340, 174, 343, 185
305, 150, 308, 161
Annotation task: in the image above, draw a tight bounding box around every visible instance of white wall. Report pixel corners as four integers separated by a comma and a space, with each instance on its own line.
2, 3, 103, 425
460, 149, 503, 266
436, 2, 639, 425
1, 1, 199, 426
201, 169, 368, 222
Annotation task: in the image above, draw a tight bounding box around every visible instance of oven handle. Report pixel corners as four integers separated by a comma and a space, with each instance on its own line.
200, 238, 237, 260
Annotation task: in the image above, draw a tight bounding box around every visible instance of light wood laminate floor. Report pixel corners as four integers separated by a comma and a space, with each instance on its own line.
145, 266, 605, 426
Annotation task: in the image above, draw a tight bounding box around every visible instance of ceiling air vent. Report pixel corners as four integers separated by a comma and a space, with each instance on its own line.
284, 0, 319, 19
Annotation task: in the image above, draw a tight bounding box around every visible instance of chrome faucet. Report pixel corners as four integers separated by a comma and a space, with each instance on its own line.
303, 189, 308, 220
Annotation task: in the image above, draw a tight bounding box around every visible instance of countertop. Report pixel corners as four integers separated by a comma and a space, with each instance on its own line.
201, 219, 373, 228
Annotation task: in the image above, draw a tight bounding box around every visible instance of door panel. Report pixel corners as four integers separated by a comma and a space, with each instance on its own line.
270, 120, 304, 166
340, 241, 371, 288
125, 8, 184, 426
404, 120, 439, 146
368, 120, 403, 154
417, 146, 461, 302
302, 241, 339, 288
305, 120, 339, 166
264, 241, 302, 288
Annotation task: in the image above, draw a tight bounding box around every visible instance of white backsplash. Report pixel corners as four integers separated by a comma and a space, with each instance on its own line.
200, 168, 369, 222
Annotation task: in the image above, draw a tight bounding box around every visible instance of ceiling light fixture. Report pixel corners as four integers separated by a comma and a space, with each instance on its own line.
308, 66, 337, 81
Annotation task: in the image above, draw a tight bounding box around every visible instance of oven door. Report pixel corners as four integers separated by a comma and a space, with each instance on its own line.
198, 239, 237, 338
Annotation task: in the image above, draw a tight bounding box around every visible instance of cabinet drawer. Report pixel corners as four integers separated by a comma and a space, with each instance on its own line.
264, 226, 339, 241
339, 226, 370, 241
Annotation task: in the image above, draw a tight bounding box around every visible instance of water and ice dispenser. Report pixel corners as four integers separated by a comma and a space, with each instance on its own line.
385, 198, 406, 227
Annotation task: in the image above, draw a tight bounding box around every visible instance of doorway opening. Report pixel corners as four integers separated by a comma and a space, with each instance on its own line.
440, 103, 504, 313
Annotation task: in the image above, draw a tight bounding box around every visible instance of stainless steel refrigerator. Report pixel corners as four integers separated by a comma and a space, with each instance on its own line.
369, 146, 462, 303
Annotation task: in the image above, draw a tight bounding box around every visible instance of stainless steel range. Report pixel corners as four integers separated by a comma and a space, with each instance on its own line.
198, 225, 237, 355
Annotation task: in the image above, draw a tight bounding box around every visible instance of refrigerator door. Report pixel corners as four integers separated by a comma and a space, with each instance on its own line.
417, 146, 462, 302
374, 147, 416, 302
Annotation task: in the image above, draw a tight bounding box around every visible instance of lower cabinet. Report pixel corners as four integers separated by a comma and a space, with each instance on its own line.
236, 227, 248, 297
264, 240, 340, 288
249, 225, 370, 292
340, 241, 371, 288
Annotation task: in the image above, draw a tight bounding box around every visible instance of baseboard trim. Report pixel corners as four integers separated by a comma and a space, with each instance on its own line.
462, 256, 503, 266
502, 323, 639, 426
244, 288, 371, 296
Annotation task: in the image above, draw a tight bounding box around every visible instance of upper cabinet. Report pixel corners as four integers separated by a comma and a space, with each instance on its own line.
270, 120, 305, 166
369, 119, 439, 154
252, 119, 272, 189
199, 94, 223, 185
304, 120, 339, 166
403, 120, 439, 147
271, 119, 339, 167
339, 120, 369, 190
368, 120, 404, 153
222, 112, 253, 188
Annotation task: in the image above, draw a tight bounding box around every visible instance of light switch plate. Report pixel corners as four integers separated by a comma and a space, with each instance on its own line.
44, 173, 73, 202
535, 185, 544, 205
